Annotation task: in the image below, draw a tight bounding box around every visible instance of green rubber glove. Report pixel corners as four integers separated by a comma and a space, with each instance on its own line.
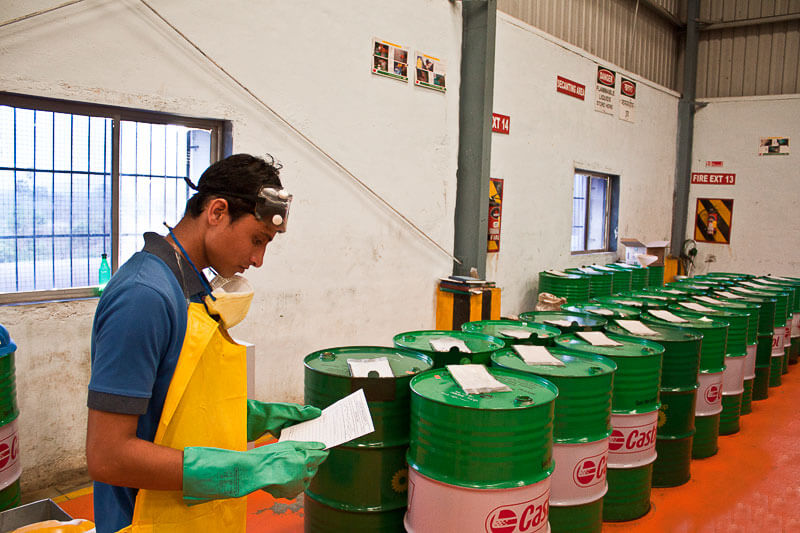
247, 400, 322, 442
182, 441, 328, 504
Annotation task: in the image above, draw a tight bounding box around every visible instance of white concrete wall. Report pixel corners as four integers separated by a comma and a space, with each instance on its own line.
689, 95, 800, 276
0, 0, 461, 491
488, 14, 681, 313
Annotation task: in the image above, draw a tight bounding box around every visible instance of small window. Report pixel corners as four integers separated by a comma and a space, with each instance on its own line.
0, 93, 224, 303
571, 170, 618, 254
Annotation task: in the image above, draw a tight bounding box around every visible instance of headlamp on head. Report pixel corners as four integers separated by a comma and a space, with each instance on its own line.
255, 186, 292, 232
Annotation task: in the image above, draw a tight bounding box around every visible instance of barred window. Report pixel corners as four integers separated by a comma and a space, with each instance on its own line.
0, 93, 223, 303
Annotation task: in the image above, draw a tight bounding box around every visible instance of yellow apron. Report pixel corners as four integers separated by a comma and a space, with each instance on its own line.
119, 302, 248, 533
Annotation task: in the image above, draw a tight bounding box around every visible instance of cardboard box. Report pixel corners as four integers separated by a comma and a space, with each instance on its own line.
620, 239, 670, 266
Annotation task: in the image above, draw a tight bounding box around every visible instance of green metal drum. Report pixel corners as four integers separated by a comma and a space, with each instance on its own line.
393, 330, 504, 368
491, 348, 616, 442
653, 435, 693, 487
692, 413, 721, 459
706, 272, 754, 280
0, 326, 19, 512
564, 302, 641, 320
604, 320, 701, 389
641, 287, 692, 301
731, 285, 788, 386
666, 282, 711, 295
753, 363, 770, 400
602, 320, 699, 488
588, 265, 630, 293
647, 265, 665, 287
670, 305, 749, 358
461, 320, 561, 347
552, 333, 663, 413
492, 348, 614, 533
641, 311, 728, 372
408, 366, 557, 487
603, 463, 654, 521
303, 346, 434, 533
539, 270, 591, 303
566, 267, 614, 298
518, 311, 608, 333
549, 499, 603, 533
593, 295, 668, 311
719, 393, 743, 435
608, 263, 649, 291
741, 378, 755, 414
758, 277, 800, 365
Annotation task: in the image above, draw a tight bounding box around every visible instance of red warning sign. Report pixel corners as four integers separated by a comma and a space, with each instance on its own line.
691, 173, 736, 185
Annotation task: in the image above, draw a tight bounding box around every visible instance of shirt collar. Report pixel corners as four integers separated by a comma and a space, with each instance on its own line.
142, 232, 208, 300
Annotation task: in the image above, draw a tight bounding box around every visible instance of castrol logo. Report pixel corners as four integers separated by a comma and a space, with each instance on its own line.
609, 425, 656, 453
485, 493, 550, 533
0, 436, 18, 470
597, 68, 615, 86
573, 453, 607, 487
705, 383, 721, 403
608, 429, 625, 451
772, 335, 781, 348
621, 80, 636, 97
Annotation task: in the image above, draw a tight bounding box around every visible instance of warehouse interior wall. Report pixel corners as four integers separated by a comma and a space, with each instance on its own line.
488, 13, 681, 314
688, 94, 800, 275
0, 0, 462, 491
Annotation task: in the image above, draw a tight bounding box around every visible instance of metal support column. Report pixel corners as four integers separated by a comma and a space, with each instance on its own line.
670, 0, 700, 255
453, 0, 496, 278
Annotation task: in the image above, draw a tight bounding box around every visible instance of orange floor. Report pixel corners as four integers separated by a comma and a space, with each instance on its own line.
56, 362, 800, 532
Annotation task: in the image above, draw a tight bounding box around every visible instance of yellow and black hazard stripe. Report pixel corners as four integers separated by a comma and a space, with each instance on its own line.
435, 286, 501, 330
694, 198, 733, 244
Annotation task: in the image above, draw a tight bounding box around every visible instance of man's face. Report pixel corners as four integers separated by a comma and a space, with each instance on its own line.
206, 212, 279, 278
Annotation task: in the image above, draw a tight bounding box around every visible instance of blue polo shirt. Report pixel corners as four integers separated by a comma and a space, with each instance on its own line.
88, 233, 207, 533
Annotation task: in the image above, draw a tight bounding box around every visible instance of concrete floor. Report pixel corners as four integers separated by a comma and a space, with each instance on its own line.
27, 360, 800, 532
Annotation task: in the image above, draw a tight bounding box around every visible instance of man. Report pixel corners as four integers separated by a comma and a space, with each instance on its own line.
87, 154, 327, 533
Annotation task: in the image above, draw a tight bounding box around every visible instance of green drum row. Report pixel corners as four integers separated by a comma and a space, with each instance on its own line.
519, 311, 608, 333
566, 268, 614, 298
539, 270, 591, 303
608, 263, 649, 291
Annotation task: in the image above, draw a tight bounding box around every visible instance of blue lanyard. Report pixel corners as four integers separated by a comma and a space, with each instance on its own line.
163, 222, 216, 301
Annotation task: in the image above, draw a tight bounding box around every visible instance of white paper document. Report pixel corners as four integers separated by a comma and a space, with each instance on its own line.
616, 320, 659, 336
447, 364, 512, 394
696, 296, 724, 305
429, 337, 471, 353
660, 289, 685, 295
545, 269, 569, 277
740, 281, 763, 288
513, 344, 565, 366
588, 308, 614, 316
576, 331, 623, 346
592, 265, 615, 271
499, 328, 533, 339
544, 319, 575, 328
679, 302, 715, 313
616, 300, 644, 307
279, 389, 374, 449
716, 291, 743, 299
649, 310, 689, 323
347, 357, 394, 378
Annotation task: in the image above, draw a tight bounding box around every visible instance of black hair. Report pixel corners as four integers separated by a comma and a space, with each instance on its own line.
185, 153, 283, 221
